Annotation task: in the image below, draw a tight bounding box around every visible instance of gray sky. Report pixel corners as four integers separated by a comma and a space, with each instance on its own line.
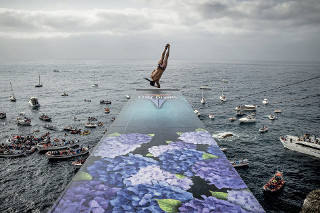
0, 0, 319, 61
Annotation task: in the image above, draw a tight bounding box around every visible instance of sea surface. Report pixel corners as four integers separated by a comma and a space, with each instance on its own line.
0, 60, 319, 213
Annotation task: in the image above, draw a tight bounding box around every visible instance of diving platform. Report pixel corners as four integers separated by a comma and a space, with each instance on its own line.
50, 89, 264, 212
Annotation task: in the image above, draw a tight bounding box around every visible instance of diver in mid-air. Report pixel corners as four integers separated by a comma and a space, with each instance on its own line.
144, 43, 170, 88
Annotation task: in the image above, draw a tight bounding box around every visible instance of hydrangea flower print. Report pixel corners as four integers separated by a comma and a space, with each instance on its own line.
110, 182, 193, 212
124, 165, 193, 190
52, 181, 120, 213
192, 158, 247, 189
207, 145, 228, 159
158, 149, 204, 177
179, 195, 249, 213
178, 131, 217, 145
87, 154, 158, 188
92, 133, 152, 158
148, 141, 197, 157
227, 189, 265, 213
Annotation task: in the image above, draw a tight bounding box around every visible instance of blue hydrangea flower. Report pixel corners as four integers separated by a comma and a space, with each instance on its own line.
92, 133, 152, 158
206, 145, 228, 159
179, 131, 217, 145
148, 141, 197, 157
192, 159, 247, 189
110, 183, 193, 212
158, 149, 204, 177
52, 181, 120, 213
179, 195, 249, 213
124, 165, 193, 190
228, 189, 265, 212
87, 154, 158, 187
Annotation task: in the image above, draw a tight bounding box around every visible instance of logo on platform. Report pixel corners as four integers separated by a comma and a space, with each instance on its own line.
138, 94, 178, 108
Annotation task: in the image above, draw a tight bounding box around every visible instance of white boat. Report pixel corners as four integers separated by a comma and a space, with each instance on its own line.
235, 105, 257, 111
228, 117, 237, 122
0, 112, 6, 119
9, 82, 16, 102
194, 110, 201, 117
46, 147, 89, 160
37, 141, 78, 152
16, 112, 31, 126
85, 122, 97, 128
230, 159, 249, 167
209, 114, 214, 119
39, 114, 52, 122
239, 115, 256, 123
61, 92, 68, 96
222, 79, 229, 83
269, 115, 276, 120
91, 83, 98, 87
280, 135, 320, 158
44, 124, 57, 131
200, 86, 211, 104
274, 109, 282, 113
29, 97, 40, 108
259, 126, 268, 133
262, 98, 268, 105
126, 95, 131, 99
100, 100, 111, 104
35, 75, 43, 87
200, 97, 205, 104
220, 85, 227, 102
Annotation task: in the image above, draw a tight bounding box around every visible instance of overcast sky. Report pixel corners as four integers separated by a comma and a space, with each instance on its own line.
0, 0, 319, 61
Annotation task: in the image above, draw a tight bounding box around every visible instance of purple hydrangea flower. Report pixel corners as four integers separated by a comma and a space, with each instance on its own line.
179, 195, 249, 213
87, 154, 158, 187
52, 181, 120, 213
228, 189, 265, 212
92, 133, 152, 158
179, 131, 217, 145
158, 149, 204, 177
192, 158, 247, 189
148, 141, 197, 157
110, 183, 193, 212
206, 145, 228, 159
124, 165, 193, 190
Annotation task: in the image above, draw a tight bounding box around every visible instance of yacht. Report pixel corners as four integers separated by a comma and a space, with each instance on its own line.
269, 115, 276, 120
29, 97, 40, 108
235, 105, 257, 111
280, 135, 320, 158
262, 98, 268, 105
230, 159, 249, 167
9, 82, 16, 102
239, 115, 256, 123
35, 75, 43, 87
16, 112, 31, 126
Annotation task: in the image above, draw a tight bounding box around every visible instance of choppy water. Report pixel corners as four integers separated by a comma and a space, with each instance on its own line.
0, 60, 319, 213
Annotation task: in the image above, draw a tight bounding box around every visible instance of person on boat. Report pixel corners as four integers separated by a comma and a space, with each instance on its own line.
145, 43, 170, 88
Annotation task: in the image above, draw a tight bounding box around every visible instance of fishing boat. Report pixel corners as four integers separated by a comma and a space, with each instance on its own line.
35, 75, 43, 87
209, 114, 214, 119
29, 97, 40, 108
104, 108, 110, 114
80, 130, 90, 135
239, 115, 256, 123
230, 159, 249, 167
263, 171, 285, 193
44, 124, 57, 131
9, 82, 17, 102
46, 146, 89, 160
269, 115, 276, 120
61, 92, 68, 96
85, 122, 97, 128
0, 112, 6, 119
228, 117, 237, 122
37, 140, 78, 152
262, 98, 268, 105
274, 109, 282, 113
39, 114, 52, 122
72, 157, 88, 168
16, 112, 31, 126
280, 135, 320, 158
0, 146, 36, 158
100, 100, 111, 104
62, 126, 74, 131
235, 105, 257, 111
0, 149, 26, 158
259, 126, 268, 133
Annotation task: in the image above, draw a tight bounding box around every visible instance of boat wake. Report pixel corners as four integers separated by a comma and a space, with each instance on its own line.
212, 131, 238, 139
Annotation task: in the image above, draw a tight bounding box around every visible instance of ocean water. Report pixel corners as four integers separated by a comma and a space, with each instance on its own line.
0, 60, 319, 213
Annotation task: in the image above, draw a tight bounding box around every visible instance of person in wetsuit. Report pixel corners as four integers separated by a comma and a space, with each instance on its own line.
145, 43, 170, 88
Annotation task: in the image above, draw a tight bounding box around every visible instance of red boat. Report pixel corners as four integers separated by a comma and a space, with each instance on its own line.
263, 171, 285, 193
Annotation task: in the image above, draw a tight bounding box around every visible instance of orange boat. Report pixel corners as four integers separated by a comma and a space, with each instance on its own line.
263, 171, 285, 193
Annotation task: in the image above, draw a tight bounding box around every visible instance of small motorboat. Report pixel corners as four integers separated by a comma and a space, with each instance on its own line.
263, 171, 285, 193
85, 122, 97, 128
194, 110, 201, 117
262, 98, 268, 105
80, 130, 90, 135
72, 157, 88, 168
46, 146, 89, 160
228, 117, 237, 122
91, 83, 98, 87
61, 92, 68, 96
259, 126, 268, 133
269, 115, 277, 120
200, 97, 205, 104
274, 109, 282, 113
222, 79, 229, 83
126, 95, 130, 99
39, 114, 52, 122
209, 114, 214, 119
44, 124, 57, 131
239, 115, 256, 123
220, 95, 226, 102
88, 117, 97, 121
220, 147, 227, 152
230, 159, 249, 167
37, 140, 78, 152
29, 97, 40, 108
98, 122, 103, 127
105, 108, 110, 114
100, 100, 112, 104
84, 99, 91, 102
62, 126, 74, 131
0, 112, 6, 119
236, 111, 245, 116
70, 129, 82, 134
16, 112, 31, 126
235, 105, 257, 111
